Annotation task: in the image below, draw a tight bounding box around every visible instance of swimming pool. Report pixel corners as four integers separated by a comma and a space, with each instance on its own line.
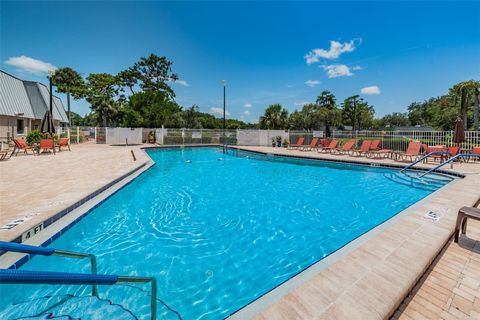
0, 147, 452, 319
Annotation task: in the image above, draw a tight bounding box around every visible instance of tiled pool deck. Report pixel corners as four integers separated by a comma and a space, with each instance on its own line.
0, 142, 151, 242
1, 143, 479, 319
232, 146, 480, 320
393, 222, 480, 320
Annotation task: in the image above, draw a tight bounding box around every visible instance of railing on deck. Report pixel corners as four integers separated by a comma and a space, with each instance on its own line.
0, 241, 158, 320
332, 130, 480, 152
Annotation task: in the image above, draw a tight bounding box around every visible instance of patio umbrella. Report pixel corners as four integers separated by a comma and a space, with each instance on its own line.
453, 117, 465, 144
40, 110, 55, 135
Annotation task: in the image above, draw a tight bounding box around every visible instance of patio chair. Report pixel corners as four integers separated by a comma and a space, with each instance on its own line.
0, 150, 9, 161
423, 145, 448, 164
350, 140, 372, 157
332, 139, 356, 155
287, 136, 305, 150
454, 206, 480, 242
39, 139, 55, 155
318, 139, 339, 153
369, 140, 381, 151
300, 137, 319, 151
470, 146, 480, 162
395, 141, 422, 162
12, 138, 35, 156
57, 137, 71, 152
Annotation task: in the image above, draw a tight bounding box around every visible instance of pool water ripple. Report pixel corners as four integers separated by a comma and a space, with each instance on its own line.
0, 147, 451, 319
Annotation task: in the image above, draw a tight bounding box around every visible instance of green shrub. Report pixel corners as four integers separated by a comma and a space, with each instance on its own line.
26, 130, 45, 145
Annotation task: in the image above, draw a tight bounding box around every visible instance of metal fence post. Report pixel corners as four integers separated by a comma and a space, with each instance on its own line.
76, 126, 80, 144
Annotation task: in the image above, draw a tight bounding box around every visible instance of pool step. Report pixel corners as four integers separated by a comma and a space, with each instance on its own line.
384, 172, 448, 191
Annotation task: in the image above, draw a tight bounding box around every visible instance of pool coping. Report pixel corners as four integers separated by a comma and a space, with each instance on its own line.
227, 146, 465, 178
0, 144, 222, 269
228, 146, 480, 319
1, 145, 478, 320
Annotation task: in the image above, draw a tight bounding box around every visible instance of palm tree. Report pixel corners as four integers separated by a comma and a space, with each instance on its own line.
259, 104, 289, 129
452, 80, 480, 129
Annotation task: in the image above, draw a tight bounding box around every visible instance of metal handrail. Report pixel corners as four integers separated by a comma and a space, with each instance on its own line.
399, 151, 452, 173
419, 153, 480, 177
0, 269, 157, 320
0, 242, 157, 319
0, 241, 98, 296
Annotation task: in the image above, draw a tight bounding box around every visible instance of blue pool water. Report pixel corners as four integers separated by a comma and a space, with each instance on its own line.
0, 147, 452, 319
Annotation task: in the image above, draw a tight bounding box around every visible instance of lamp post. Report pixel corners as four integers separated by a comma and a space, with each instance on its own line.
222, 80, 227, 143
48, 70, 55, 123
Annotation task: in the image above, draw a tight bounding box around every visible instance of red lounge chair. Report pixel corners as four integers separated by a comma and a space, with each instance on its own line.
0, 149, 11, 161
350, 140, 372, 157
332, 139, 356, 155
423, 145, 448, 163
320, 139, 330, 147
369, 140, 381, 151
448, 146, 460, 158
39, 139, 55, 155
300, 137, 319, 151
396, 141, 422, 162
470, 146, 480, 162
57, 137, 71, 152
13, 138, 35, 156
287, 136, 305, 149
318, 139, 339, 153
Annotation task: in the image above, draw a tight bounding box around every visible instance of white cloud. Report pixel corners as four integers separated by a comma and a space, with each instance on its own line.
243, 103, 252, 108
320, 64, 353, 78
352, 66, 363, 70
174, 80, 189, 87
167, 79, 189, 87
5, 55, 57, 75
243, 110, 251, 115
361, 86, 380, 95
209, 107, 230, 116
305, 80, 321, 88
294, 101, 310, 107
304, 39, 359, 64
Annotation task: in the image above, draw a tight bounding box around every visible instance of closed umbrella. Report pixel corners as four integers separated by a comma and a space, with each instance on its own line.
453, 117, 465, 144
40, 110, 55, 135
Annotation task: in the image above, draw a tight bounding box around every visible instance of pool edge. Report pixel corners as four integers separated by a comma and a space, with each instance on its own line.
228, 146, 479, 320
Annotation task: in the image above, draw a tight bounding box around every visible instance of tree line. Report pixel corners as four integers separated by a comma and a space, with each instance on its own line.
259, 80, 480, 132
51, 54, 255, 129
51, 55, 479, 131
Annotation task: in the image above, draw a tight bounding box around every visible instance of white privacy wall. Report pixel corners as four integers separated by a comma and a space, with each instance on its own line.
237, 130, 288, 146
106, 128, 143, 145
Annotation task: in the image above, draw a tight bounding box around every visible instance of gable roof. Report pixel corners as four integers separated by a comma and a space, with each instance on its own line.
0, 70, 68, 123
0, 70, 35, 118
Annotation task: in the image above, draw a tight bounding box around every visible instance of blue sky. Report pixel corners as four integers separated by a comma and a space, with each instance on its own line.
1, 1, 479, 122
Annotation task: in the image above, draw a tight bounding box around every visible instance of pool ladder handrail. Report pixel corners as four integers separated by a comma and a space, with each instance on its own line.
0, 241, 157, 320
418, 153, 480, 178
399, 151, 452, 173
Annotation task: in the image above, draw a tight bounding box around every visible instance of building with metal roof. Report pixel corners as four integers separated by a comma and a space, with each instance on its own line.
0, 69, 68, 142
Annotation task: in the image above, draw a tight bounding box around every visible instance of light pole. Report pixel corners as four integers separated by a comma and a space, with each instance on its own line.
222, 80, 227, 143
48, 69, 55, 134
